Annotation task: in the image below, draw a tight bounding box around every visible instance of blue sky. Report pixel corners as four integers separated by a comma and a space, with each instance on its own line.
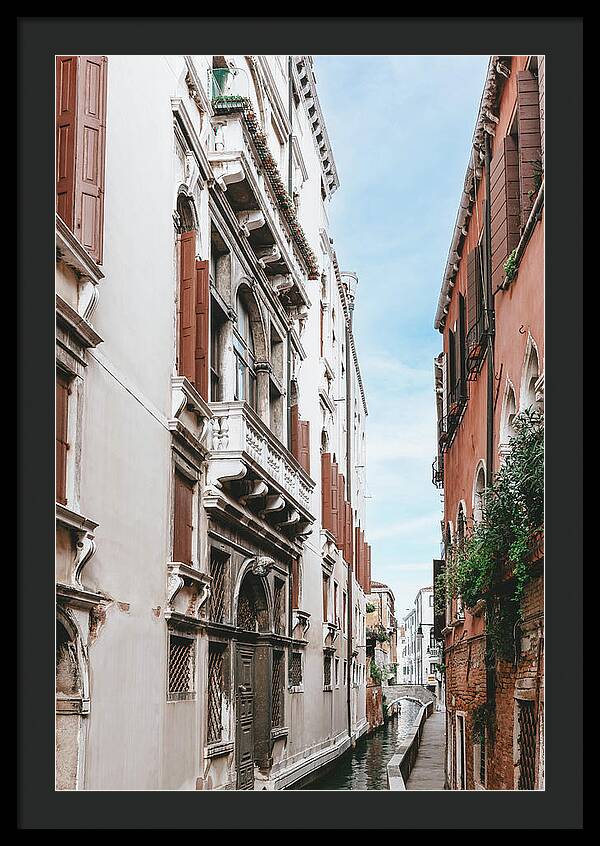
314, 55, 489, 619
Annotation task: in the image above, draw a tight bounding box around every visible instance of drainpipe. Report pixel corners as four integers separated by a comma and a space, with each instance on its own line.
346, 299, 354, 741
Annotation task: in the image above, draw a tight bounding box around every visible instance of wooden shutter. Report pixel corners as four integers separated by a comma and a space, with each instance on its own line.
195, 259, 210, 400
330, 462, 340, 544
173, 472, 194, 566
336, 473, 345, 551
290, 404, 299, 459
73, 56, 107, 264
448, 330, 457, 406
344, 502, 353, 566
458, 294, 467, 399
178, 230, 197, 383
366, 544, 372, 593
466, 246, 483, 338
517, 70, 542, 228
291, 557, 300, 608
490, 135, 520, 291
355, 527, 361, 583
56, 372, 70, 505
321, 452, 332, 533
56, 57, 78, 228
299, 420, 310, 475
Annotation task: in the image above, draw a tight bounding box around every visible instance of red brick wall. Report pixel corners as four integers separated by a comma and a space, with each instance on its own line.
366, 682, 384, 732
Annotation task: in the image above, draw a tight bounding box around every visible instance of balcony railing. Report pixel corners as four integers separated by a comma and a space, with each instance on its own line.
466, 314, 488, 379
432, 454, 444, 488
208, 401, 314, 518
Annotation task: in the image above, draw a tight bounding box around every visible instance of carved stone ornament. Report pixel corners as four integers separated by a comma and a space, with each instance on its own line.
244, 556, 275, 577
73, 532, 97, 590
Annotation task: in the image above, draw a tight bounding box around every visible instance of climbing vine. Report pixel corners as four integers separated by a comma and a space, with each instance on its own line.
436, 408, 544, 665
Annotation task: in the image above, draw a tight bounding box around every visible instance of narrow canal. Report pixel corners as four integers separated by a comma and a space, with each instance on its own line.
300, 698, 423, 790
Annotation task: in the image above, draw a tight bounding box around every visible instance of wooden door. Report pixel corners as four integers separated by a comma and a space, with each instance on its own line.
235, 644, 255, 790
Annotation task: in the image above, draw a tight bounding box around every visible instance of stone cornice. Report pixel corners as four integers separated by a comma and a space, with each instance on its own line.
293, 56, 339, 196
56, 295, 103, 350
171, 96, 212, 183
56, 214, 104, 286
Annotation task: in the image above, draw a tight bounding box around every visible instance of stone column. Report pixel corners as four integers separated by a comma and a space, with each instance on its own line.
255, 361, 271, 427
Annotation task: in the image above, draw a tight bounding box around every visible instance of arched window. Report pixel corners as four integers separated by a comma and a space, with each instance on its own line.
500, 382, 518, 457
237, 573, 269, 632
234, 293, 257, 410
473, 463, 486, 525
520, 339, 542, 411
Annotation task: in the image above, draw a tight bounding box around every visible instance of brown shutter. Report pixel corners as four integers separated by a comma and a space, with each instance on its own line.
355, 527, 361, 582
448, 330, 457, 406
336, 473, 345, 551
291, 557, 300, 608
56, 372, 70, 505
344, 502, 353, 565
321, 452, 332, 533
56, 57, 78, 228
173, 471, 194, 566
458, 293, 467, 399
178, 230, 197, 382
290, 404, 299, 460
330, 462, 340, 543
466, 247, 482, 337
299, 420, 310, 475
195, 259, 210, 400
517, 70, 542, 228
73, 56, 107, 264
366, 544, 372, 593
490, 135, 520, 291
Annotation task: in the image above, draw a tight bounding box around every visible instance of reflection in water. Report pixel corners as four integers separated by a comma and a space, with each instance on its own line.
300, 699, 423, 791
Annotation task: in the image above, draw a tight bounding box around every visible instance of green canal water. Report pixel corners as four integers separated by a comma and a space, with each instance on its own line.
299, 699, 422, 790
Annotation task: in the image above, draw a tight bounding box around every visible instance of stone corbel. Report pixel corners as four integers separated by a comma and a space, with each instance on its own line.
256, 244, 281, 268
170, 376, 212, 446
166, 563, 212, 625
323, 621, 339, 647
239, 479, 269, 506
206, 458, 247, 489
236, 209, 265, 237
292, 609, 311, 639
73, 532, 97, 591
275, 507, 300, 528
259, 494, 285, 519
294, 520, 312, 544
185, 151, 200, 191
272, 274, 294, 295
212, 160, 245, 190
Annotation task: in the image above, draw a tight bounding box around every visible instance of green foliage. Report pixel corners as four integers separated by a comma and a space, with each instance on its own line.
369, 662, 385, 684
367, 624, 390, 644
439, 409, 543, 665
472, 701, 496, 742
503, 249, 519, 283
366, 602, 377, 614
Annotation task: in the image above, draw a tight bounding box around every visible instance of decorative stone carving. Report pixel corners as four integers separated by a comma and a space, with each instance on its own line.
323, 621, 339, 647
242, 556, 275, 577
236, 209, 265, 236
292, 609, 311, 639
256, 244, 281, 267
212, 159, 245, 190
165, 564, 211, 628
73, 533, 97, 590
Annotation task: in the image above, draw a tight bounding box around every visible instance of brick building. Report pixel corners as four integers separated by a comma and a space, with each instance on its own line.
432, 55, 544, 790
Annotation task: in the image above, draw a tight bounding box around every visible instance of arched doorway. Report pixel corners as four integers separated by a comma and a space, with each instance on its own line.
234, 571, 270, 790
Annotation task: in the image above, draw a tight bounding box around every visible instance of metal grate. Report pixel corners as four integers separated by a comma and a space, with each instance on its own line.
289, 652, 302, 687
323, 652, 332, 687
479, 729, 486, 786
168, 634, 195, 700
273, 579, 285, 635
237, 591, 257, 631
272, 650, 284, 727
518, 700, 537, 789
210, 551, 227, 623
207, 644, 224, 744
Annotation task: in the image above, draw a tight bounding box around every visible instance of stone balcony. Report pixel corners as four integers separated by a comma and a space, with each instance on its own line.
208, 116, 310, 308
206, 401, 315, 543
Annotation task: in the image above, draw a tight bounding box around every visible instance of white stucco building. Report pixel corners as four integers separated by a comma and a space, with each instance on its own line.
55, 54, 371, 790
401, 586, 439, 691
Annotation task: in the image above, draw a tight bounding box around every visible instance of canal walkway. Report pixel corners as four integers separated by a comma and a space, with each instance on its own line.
405, 708, 446, 790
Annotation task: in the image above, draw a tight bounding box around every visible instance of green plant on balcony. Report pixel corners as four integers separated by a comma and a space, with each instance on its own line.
366, 602, 376, 614
503, 249, 519, 284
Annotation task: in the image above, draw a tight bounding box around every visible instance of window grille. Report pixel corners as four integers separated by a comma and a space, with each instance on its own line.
272, 650, 284, 727
273, 579, 285, 635
518, 700, 537, 789
237, 590, 257, 631
207, 644, 224, 743
168, 634, 195, 700
289, 652, 302, 687
323, 652, 332, 687
210, 551, 227, 623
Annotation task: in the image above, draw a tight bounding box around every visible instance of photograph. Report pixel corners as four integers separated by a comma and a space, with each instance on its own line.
52, 50, 547, 795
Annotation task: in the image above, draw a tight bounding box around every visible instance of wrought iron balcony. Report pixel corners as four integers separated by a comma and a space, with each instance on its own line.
432, 454, 444, 488
466, 314, 488, 379
206, 401, 315, 541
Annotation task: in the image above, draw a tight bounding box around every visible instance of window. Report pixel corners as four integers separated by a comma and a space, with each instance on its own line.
322, 573, 330, 622
209, 548, 228, 623
210, 305, 226, 402
168, 633, 195, 701
474, 727, 487, 788
207, 643, 224, 743
323, 652, 332, 688
273, 578, 285, 635
271, 650, 285, 727
473, 463, 486, 525
335, 657, 340, 687
342, 591, 347, 634
173, 471, 194, 566
233, 293, 257, 410
517, 700, 537, 789
455, 713, 466, 790
333, 581, 339, 627
56, 370, 70, 505
56, 56, 108, 264
289, 652, 303, 688
343, 659, 347, 686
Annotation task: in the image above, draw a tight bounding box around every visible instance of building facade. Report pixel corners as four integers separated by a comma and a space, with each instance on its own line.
400, 586, 438, 692
366, 581, 398, 684
432, 55, 544, 790
55, 54, 372, 791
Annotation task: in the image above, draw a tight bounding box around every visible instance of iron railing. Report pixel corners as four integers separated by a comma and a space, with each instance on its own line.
466, 314, 488, 379
432, 454, 444, 488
